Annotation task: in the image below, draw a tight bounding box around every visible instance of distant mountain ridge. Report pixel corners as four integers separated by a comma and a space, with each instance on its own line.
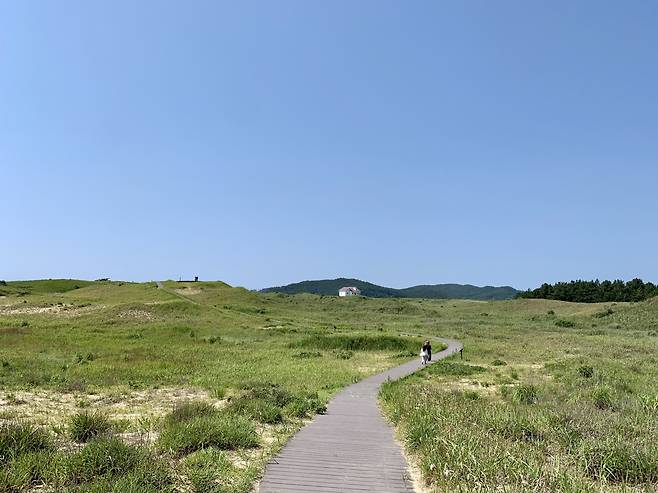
261, 278, 518, 300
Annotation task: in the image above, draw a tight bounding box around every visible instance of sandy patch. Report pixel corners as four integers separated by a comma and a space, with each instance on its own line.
174, 287, 202, 296
117, 309, 155, 321
511, 363, 543, 370
1, 304, 65, 315
382, 410, 431, 493
405, 452, 431, 493
0, 303, 104, 317
356, 353, 398, 374
434, 378, 501, 398
0, 387, 219, 429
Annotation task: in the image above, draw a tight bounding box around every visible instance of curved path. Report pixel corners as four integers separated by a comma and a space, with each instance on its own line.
259, 338, 463, 492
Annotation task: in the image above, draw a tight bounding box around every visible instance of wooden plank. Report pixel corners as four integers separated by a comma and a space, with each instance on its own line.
258, 338, 463, 493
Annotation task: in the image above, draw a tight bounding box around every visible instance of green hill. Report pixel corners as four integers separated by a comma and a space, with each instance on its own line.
0, 278, 96, 296
261, 278, 518, 300
398, 283, 519, 300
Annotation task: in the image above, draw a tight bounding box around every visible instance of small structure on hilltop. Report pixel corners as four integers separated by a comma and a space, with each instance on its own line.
177, 276, 199, 282
338, 286, 361, 297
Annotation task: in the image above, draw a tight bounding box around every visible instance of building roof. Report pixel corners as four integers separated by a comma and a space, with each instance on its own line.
339, 286, 360, 292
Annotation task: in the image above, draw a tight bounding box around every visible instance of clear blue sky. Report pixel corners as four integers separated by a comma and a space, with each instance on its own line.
2, 1, 657, 290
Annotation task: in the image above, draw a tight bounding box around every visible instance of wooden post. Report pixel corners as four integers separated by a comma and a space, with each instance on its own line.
460, 348, 463, 360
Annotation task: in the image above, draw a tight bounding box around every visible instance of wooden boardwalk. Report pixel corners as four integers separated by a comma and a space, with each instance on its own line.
259, 338, 463, 493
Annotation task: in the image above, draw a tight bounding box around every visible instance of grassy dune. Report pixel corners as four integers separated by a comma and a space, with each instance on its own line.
381, 298, 658, 492
1, 280, 656, 492
0, 280, 430, 492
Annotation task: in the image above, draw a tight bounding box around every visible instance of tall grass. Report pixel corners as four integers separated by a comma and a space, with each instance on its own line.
67, 437, 173, 490
69, 411, 112, 442
158, 414, 259, 456
0, 423, 52, 465
290, 334, 422, 352
2, 280, 657, 491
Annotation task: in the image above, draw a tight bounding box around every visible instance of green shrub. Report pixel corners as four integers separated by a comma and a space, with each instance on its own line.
69, 411, 112, 442
491, 414, 544, 442
0, 423, 52, 465
210, 387, 226, 400
428, 361, 486, 376
592, 387, 613, 410
183, 448, 237, 493
2, 450, 65, 491
578, 365, 594, 378
555, 319, 575, 328
165, 401, 218, 425
227, 397, 282, 424
292, 351, 322, 359
513, 384, 538, 404
491, 359, 507, 366
391, 350, 417, 359
239, 382, 294, 407
67, 437, 143, 483
332, 349, 354, 360
593, 308, 614, 318
284, 396, 327, 418
70, 452, 172, 492
291, 334, 421, 352
158, 415, 258, 456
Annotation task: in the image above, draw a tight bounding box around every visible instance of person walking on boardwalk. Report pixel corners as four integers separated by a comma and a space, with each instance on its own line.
420, 346, 429, 364
422, 340, 432, 361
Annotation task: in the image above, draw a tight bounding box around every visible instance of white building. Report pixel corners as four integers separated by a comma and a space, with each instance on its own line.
338, 286, 361, 297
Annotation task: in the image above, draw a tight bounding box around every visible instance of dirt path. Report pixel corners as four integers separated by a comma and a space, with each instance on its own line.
259, 338, 463, 492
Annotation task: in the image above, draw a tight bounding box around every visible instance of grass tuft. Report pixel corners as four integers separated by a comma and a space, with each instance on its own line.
512, 384, 539, 404
2, 450, 66, 491
183, 448, 239, 493
69, 411, 112, 442
0, 423, 52, 465
165, 401, 218, 425
591, 386, 614, 410
158, 414, 259, 456
239, 382, 294, 407
226, 397, 282, 424
67, 437, 142, 483
428, 361, 486, 376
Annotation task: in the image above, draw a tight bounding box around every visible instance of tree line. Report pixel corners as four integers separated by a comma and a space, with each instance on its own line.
516, 279, 658, 303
